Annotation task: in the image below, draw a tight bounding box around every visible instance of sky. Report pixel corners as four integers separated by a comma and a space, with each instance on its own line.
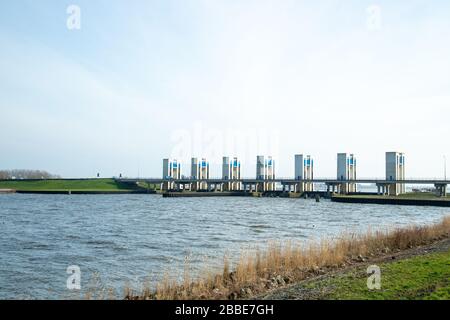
1, 0, 449, 179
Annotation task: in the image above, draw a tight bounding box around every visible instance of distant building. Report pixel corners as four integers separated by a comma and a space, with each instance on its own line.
222, 157, 241, 191
386, 152, 406, 195
191, 157, 209, 190
162, 158, 181, 190
337, 153, 357, 193
294, 154, 314, 192
256, 156, 275, 191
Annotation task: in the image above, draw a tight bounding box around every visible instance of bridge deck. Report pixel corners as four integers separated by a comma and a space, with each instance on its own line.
118, 178, 449, 185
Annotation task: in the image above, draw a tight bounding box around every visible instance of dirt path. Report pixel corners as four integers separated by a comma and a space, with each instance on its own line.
258, 237, 450, 300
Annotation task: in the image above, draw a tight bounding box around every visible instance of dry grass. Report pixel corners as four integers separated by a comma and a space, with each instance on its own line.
125, 216, 450, 300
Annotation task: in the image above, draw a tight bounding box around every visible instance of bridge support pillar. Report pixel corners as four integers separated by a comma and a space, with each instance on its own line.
387, 183, 399, 196
257, 182, 264, 192
162, 181, 175, 191
376, 184, 388, 196
435, 184, 448, 197
339, 183, 346, 195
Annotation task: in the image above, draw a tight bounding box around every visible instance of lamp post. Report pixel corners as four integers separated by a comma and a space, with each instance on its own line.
444, 155, 447, 181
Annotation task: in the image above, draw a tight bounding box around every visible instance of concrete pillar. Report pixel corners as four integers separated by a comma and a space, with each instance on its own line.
435, 184, 448, 197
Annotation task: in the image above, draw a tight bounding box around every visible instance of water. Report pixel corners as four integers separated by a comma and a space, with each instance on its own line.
0, 193, 448, 299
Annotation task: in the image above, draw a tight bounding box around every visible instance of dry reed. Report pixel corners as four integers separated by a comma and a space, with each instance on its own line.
125, 216, 450, 300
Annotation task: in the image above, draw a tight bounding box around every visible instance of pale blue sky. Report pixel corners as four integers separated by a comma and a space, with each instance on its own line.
1, 1, 450, 178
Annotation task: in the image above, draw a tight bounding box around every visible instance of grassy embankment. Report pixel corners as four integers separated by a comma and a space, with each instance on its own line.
299, 249, 449, 300
125, 216, 450, 300
0, 178, 154, 192
398, 192, 450, 199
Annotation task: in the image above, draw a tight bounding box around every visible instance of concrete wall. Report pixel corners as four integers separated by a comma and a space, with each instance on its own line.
256, 155, 275, 191
295, 154, 304, 180
337, 153, 356, 193
386, 152, 406, 195
222, 157, 230, 179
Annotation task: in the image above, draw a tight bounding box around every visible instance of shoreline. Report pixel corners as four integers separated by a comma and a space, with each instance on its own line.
0, 189, 16, 194
125, 216, 450, 300
2, 179, 449, 207
0, 178, 155, 195
14, 190, 156, 195
261, 237, 450, 300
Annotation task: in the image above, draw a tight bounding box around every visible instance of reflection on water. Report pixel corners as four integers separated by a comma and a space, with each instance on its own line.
0, 193, 448, 299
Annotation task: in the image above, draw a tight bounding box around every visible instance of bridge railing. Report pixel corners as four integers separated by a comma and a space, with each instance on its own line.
117, 177, 450, 183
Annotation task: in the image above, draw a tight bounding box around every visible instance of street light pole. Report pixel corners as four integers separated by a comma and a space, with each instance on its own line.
444, 155, 447, 181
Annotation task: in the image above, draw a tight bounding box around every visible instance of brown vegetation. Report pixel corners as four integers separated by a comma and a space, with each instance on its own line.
125, 216, 450, 300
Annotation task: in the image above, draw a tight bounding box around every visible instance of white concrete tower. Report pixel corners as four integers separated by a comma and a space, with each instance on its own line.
294, 154, 314, 192
386, 152, 406, 195
191, 157, 210, 191
162, 158, 181, 190
337, 153, 357, 193
256, 156, 275, 191
222, 156, 241, 191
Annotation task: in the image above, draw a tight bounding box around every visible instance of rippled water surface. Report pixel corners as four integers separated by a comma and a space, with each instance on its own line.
0, 194, 448, 299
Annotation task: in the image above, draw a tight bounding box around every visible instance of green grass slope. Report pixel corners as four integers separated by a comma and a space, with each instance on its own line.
304, 250, 450, 300
0, 178, 142, 192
